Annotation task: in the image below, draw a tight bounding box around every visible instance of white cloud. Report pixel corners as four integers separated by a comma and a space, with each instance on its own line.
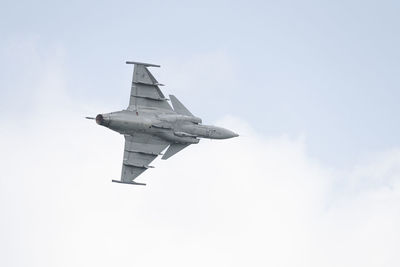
1, 43, 399, 267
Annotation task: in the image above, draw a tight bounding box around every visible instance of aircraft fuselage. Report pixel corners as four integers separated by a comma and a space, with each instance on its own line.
95, 109, 238, 144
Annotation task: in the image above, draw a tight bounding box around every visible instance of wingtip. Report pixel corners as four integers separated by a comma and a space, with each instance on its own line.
112, 179, 146, 186
126, 61, 160, 68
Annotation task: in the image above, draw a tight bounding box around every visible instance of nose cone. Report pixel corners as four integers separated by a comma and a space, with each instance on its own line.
213, 127, 239, 139
222, 129, 239, 139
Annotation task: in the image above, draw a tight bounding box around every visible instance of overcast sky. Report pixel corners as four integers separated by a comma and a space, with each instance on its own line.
1, 1, 399, 266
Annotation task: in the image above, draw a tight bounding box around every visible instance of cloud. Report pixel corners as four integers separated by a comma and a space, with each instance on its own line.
1, 42, 399, 267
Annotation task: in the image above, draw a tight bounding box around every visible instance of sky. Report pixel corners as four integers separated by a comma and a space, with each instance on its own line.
1, 1, 400, 266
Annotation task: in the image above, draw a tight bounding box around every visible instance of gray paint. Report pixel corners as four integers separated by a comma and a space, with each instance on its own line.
88, 61, 238, 185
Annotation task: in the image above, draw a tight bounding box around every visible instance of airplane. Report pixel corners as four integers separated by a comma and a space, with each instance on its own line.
87, 61, 238, 186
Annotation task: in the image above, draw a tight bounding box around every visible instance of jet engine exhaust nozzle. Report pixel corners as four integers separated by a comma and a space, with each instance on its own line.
96, 114, 110, 126
95, 114, 103, 125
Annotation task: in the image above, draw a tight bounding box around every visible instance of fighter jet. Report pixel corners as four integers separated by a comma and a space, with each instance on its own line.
87, 61, 238, 185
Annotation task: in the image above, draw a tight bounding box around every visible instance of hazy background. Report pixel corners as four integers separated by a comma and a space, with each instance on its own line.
1, 1, 399, 266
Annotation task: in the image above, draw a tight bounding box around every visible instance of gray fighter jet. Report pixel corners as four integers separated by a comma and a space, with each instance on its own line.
87, 61, 238, 185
